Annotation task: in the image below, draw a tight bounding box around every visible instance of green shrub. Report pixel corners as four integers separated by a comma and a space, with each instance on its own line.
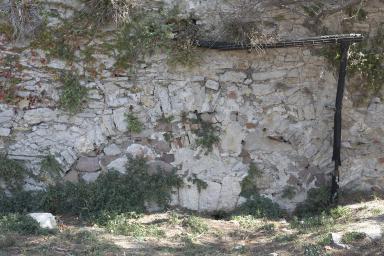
59, 73, 88, 114
240, 163, 262, 198
40, 154, 62, 181
0, 214, 43, 235
190, 118, 220, 152
0, 155, 26, 191
125, 113, 143, 133
0, 190, 44, 214
294, 186, 331, 217
236, 195, 283, 219
318, 24, 384, 103
1, 158, 183, 220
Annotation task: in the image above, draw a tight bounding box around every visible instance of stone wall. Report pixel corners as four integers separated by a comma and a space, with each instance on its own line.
0, 0, 383, 212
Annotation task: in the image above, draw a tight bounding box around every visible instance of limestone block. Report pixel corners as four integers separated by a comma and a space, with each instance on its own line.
126, 144, 156, 160
107, 156, 128, 174
103, 144, 121, 156
0, 128, 11, 136
205, 80, 220, 90
23, 108, 57, 125
27, 213, 57, 230
81, 171, 101, 183
219, 71, 247, 83
76, 156, 100, 172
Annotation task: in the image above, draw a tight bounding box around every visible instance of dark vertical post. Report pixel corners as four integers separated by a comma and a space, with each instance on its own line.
331, 41, 350, 202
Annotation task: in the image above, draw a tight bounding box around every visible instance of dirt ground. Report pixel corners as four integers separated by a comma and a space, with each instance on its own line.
1, 199, 383, 256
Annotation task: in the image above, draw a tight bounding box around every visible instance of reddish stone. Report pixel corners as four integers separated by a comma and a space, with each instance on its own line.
227, 91, 237, 99
245, 123, 257, 129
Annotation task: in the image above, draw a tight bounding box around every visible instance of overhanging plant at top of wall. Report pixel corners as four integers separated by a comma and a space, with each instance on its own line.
113, 6, 200, 70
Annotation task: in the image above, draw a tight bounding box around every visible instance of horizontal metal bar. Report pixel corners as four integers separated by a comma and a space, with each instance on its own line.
194, 34, 363, 50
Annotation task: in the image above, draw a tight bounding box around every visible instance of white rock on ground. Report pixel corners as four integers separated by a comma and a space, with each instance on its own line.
27, 213, 57, 230
331, 233, 351, 249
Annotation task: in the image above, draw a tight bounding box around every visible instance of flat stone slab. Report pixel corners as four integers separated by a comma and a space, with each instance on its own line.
28, 213, 57, 230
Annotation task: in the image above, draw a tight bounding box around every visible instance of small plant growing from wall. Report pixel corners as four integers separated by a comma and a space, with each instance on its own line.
40, 154, 62, 182
187, 174, 208, 193
189, 115, 220, 152
59, 73, 88, 114
0, 0, 44, 42
281, 186, 296, 200
125, 113, 143, 133
113, 6, 200, 70
240, 162, 262, 198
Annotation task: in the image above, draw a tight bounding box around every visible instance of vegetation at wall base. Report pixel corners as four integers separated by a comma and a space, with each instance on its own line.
0, 213, 48, 236
0, 155, 27, 192
0, 157, 183, 221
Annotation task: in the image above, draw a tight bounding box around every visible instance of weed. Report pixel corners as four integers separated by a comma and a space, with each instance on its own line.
59, 73, 88, 114
101, 213, 165, 238
168, 211, 182, 225
0, 214, 45, 235
303, 244, 325, 256
0, 155, 26, 191
329, 206, 352, 221
317, 233, 332, 246
29, 228, 122, 255
231, 215, 262, 229
184, 216, 209, 235
371, 208, 383, 215
341, 231, 366, 243
167, 18, 199, 67
290, 213, 335, 232
274, 233, 298, 243
191, 118, 220, 152
125, 113, 143, 133
114, 10, 173, 69
259, 223, 275, 235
